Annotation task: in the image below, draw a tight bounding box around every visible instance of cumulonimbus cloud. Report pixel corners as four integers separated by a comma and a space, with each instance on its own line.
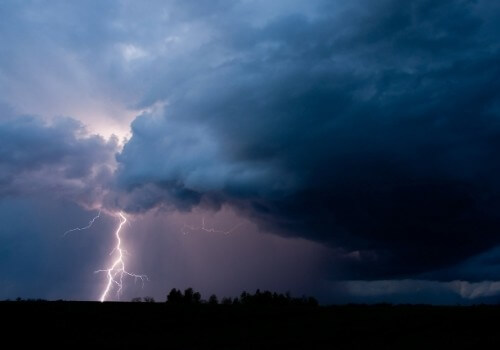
2, 0, 500, 282
112, 0, 500, 279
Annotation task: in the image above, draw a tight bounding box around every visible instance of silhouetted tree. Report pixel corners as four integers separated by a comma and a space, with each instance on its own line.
240, 291, 249, 304
183, 288, 194, 304
166, 287, 318, 307
193, 291, 201, 304
144, 296, 155, 303
167, 288, 183, 304
208, 294, 218, 305
221, 297, 232, 305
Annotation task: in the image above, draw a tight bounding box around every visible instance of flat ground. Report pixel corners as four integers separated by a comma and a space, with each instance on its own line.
2, 302, 499, 348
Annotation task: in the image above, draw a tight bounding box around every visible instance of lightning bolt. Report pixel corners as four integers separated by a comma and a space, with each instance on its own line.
63, 210, 101, 236
182, 217, 243, 235
96, 212, 148, 302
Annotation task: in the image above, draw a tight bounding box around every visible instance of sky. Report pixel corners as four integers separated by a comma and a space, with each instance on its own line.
1, 0, 500, 304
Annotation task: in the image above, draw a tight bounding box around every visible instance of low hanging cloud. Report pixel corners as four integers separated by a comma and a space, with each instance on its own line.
335, 279, 500, 304
112, 0, 500, 279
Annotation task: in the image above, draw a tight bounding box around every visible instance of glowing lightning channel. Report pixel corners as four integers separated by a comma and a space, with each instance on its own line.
182, 217, 243, 235
63, 210, 101, 236
96, 212, 148, 302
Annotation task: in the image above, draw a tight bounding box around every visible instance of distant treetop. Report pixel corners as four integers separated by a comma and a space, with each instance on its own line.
163, 288, 318, 307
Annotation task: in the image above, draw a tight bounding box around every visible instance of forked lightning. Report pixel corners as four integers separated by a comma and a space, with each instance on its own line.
96, 212, 148, 302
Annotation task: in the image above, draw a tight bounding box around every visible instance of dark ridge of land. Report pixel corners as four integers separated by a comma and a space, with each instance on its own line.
2, 301, 499, 348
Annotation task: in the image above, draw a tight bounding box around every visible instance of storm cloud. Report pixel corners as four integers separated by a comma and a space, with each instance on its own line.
0, 107, 117, 206
113, 0, 500, 279
1, 0, 500, 301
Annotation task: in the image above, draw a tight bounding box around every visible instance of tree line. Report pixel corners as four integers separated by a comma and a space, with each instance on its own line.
132, 288, 318, 306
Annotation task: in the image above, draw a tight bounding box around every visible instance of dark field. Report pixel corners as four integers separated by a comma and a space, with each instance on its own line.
2, 301, 500, 348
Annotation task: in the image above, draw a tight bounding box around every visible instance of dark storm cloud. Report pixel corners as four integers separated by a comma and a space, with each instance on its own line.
0, 110, 117, 205
115, 0, 500, 279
